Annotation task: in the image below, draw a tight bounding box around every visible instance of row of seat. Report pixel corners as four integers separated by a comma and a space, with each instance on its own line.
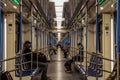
15, 50, 50, 77
75, 52, 103, 77
88, 52, 103, 77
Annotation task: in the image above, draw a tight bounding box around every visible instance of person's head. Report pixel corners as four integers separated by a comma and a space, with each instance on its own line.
67, 43, 70, 45
49, 43, 51, 45
77, 43, 83, 48
77, 43, 81, 48
24, 41, 31, 49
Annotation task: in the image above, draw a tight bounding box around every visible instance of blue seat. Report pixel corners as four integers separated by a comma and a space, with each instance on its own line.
88, 54, 103, 77
15, 55, 37, 77
75, 53, 103, 77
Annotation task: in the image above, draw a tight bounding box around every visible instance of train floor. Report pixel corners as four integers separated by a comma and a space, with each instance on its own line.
47, 48, 80, 80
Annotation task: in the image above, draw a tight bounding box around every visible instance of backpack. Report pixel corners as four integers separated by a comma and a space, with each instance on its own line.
32, 52, 47, 63
38, 53, 47, 63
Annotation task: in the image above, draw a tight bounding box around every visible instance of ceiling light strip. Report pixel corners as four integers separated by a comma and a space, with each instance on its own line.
50, 0, 69, 28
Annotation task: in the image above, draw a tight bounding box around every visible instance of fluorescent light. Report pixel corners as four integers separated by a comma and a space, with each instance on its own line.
56, 19, 63, 22
50, 0, 69, 6
54, 18, 65, 21
57, 30, 61, 31
13, 5, 17, 9
50, 0, 69, 3
57, 27, 62, 29
56, 20, 64, 22
34, 20, 37, 24
55, 7, 63, 12
4, 3, 7, 7
56, 13, 62, 17
52, 0, 68, 28
58, 37, 61, 41
111, 4, 114, 8
111, 18, 114, 71
4, 18, 7, 71
63, 0, 69, 2
55, 2, 63, 5
58, 33, 61, 36
100, 7, 104, 10
57, 21, 62, 26
49, 0, 54, 2
56, 17, 65, 20
82, 19, 85, 24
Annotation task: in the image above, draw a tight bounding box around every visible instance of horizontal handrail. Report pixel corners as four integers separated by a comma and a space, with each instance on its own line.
15, 61, 32, 66
69, 47, 115, 62
98, 68, 112, 73
87, 61, 102, 66
0, 47, 50, 62
8, 68, 19, 73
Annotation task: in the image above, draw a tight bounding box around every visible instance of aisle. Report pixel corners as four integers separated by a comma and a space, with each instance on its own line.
47, 48, 80, 80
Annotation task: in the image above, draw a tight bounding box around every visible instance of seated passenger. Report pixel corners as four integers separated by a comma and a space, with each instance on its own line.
63, 43, 70, 58
23, 41, 51, 80
64, 43, 84, 72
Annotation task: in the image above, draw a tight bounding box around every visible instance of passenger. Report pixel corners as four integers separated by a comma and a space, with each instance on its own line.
48, 43, 52, 55
57, 43, 61, 48
23, 41, 51, 80
52, 45, 57, 54
48, 43, 53, 61
64, 43, 84, 72
63, 43, 70, 58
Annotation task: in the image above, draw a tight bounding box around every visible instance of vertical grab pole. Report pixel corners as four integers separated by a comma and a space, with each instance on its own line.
30, 21, 32, 49
68, 32, 70, 43
49, 33, 51, 44
0, 0, 1, 71
76, 30, 78, 47
85, 4, 88, 76
73, 31, 75, 57
30, 16, 33, 73
0, 0, 2, 71
71, 32, 73, 56
49, 32, 51, 44
30, 7, 33, 50
116, 0, 120, 79
43, 30, 45, 52
76, 29, 78, 61
36, 24, 38, 50
47, 33, 48, 47
80, 27, 82, 44
43, 30, 45, 49
36, 23, 38, 68
42, 31, 43, 49
73, 30, 76, 56
19, 0, 23, 80
96, 0, 99, 80
42, 30, 43, 48
40, 28, 42, 49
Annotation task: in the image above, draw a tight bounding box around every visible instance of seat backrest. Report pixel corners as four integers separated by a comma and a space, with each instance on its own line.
90, 52, 97, 63
15, 55, 33, 77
